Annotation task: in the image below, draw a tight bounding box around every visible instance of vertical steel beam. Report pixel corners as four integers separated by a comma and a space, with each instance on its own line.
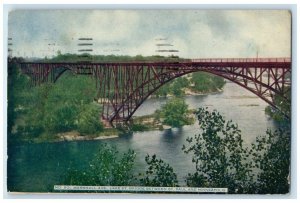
16, 59, 291, 124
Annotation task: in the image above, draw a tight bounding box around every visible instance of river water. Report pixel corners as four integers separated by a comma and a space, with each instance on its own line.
7, 82, 276, 192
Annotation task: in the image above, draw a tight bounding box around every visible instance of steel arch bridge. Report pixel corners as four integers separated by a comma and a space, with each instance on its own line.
18, 58, 291, 125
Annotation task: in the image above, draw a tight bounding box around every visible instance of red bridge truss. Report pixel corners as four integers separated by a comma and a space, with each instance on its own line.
18, 58, 291, 125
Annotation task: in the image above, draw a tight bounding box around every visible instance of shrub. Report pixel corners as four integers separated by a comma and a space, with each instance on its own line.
140, 154, 178, 187
63, 144, 136, 186
161, 98, 190, 127
77, 104, 103, 135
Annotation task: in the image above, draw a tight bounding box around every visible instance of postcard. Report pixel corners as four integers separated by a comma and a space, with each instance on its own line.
7, 9, 291, 194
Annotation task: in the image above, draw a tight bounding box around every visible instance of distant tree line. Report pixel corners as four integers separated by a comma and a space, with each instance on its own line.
8, 61, 103, 144
44, 53, 226, 97
42, 52, 185, 63
8, 54, 225, 143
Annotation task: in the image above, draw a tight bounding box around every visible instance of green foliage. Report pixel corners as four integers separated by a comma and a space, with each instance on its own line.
161, 98, 190, 128
154, 72, 225, 98
130, 123, 149, 132
45, 102, 78, 133
191, 72, 225, 93
175, 76, 189, 88
8, 63, 103, 140
8, 62, 54, 140
7, 61, 30, 135
154, 76, 190, 98
47, 53, 186, 63
45, 53, 226, 99
63, 144, 136, 187
154, 82, 172, 97
60, 107, 289, 194
27, 73, 99, 134
77, 103, 103, 135
182, 107, 291, 194
251, 129, 290, 194
265, 86, 291, 125
140, 154, 179, 187
182, 107, 253, 193
9, 56, 290, 194
171, 77, 189, 97
49, 72, 97, 105
14, 125, 44, 138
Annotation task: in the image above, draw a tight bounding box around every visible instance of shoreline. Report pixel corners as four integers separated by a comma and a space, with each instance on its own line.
10, 89, 224, 145
148, 88, 223, 99
57, 131, 120, 142
10, 130, 121, 145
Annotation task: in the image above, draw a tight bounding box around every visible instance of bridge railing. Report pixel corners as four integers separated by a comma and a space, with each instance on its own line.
189, 58, 291, 63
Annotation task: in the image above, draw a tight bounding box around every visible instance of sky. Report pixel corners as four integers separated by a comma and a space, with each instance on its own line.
7, 10, 291, 59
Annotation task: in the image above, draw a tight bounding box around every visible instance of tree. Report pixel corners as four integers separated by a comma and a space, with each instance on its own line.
171, 80, 184, 97
45, 102, 78, 133
63, 144, 136, 187
191, 72, 225, 93
155, 82, 172, 97
265, 86, 291, 125
77, 103, 103, 135
9, 66, 102, 140
161, 98, 190, 128
171, 77, 190, 97
251, 129, 290, 194
7, 58, 47, 142
182, 107, 253, 194
26, 73, 98, 134
140, 154, 179, 187
259, 85, 290, 194
7, 61, 30, 136
175, 77, 189, 88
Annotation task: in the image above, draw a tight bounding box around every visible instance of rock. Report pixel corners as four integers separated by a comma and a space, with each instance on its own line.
162, 125, 172, 129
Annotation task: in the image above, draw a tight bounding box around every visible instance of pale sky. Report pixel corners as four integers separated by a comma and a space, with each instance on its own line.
8, 10, 291, 58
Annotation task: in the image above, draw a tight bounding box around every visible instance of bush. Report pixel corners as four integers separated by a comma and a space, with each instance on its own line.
77, 104, 103, 135
251, 129, 290, 194
171, 77, 190, 97
45, 102, 78, 133
191, 72, 225, 93
63, 144, 136, 186
182, 107, 291, 194
161, 98, 190, 127
130, 123, 149, 132
140, 154, 178, 187
182, 107, 253, 193
15, 125, 44, 138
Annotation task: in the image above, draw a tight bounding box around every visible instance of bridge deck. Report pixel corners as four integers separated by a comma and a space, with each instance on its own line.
20, 57, 291, 65
17, 57, 291, 124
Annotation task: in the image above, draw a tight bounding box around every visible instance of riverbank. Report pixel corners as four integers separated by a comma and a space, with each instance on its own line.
131, 108, 196, 132
9, 89, 222, 145
148, 87, 223, 99
9, 108, 197, 144
8, 128, 121, 144
7, 82, 279, 193
57, 129, 119, 141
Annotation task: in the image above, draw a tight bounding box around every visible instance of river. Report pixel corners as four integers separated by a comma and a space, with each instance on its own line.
7, 81, 276, 192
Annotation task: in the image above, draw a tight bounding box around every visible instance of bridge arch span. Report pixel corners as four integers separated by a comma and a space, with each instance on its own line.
18, 58, 291, 124
52, 66, 75, 83
110, 68, 290, 124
